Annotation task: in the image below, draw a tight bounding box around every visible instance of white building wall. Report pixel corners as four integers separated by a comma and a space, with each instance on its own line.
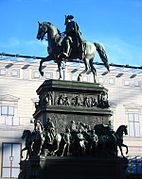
0, 59, 142, 178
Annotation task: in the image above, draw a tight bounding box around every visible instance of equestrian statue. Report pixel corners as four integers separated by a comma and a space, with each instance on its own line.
36, 15, 110, 82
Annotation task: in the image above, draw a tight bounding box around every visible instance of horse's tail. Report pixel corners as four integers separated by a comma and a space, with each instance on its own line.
94, 42, 110, 71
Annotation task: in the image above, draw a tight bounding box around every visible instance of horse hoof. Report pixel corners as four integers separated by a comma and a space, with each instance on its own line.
77, 76, 80, 81
40, 71, 44, 76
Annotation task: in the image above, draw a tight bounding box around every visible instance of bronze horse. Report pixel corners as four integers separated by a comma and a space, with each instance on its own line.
94, 124, 128, 157
21, 130, 33, 160
36, 21, 110, 82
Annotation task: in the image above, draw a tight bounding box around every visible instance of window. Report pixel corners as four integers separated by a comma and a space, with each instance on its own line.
0, 68, 6, 75
109, 78, 115, 84
33, 71, 40, 79
45, 72, 53, 79
1, 106, 14, 116
124, 80, 130, 86
0, 106, 19, 125
72, 74, 78, 81
134, 81, 140, 87
11, 69, 19, 77
2, 143, 21, 178
23, 70, 29, 79
5, 116, 20, 125
128, 113, 140, 137
98, 77, 103, 84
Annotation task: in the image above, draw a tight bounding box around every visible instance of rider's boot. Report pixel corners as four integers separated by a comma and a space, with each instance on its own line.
62, 40, 70, 58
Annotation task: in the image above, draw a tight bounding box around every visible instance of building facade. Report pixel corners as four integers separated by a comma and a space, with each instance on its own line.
0, 59, 142, 178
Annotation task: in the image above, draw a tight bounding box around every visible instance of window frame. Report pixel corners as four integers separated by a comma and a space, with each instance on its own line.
128, 113, 140, 137
1, 143, 21, 178
1, 106, 14, 116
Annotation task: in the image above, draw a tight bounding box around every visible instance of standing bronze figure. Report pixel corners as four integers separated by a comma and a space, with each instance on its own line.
36, 15, 110, 82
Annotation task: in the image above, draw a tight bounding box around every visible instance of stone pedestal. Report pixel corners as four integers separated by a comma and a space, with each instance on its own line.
18, 80, 128, 179
19, 156, 128, 179
33, 79, 112, 132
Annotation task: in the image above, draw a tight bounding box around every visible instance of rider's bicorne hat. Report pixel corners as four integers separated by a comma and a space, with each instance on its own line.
65, 15, 74, 20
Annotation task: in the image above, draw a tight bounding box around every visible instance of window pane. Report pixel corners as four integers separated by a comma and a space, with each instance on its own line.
11, 69, 18, 76
109, 78, 115, 84
0, 68, 6, 75
124, 80, 130, 86
13, 117, 20, 125
33, 71, 40, 79
1, 106, 7, 115
2, 168, 10, 177
135, 123, 140, 137
134, 81, 140, 87
9, 106, 14, 116
3, 144, 11, 167
5, 116, 13, 125
2, 143, 21, 178
134, 114, 139, 122
129, 122, 134, 136
72, 75, 78, 81
12, 144, 21, 167
128, 113, 140, 137
45, 72, 53, 79
128, 113, 133, 121
11, 168, 20, 178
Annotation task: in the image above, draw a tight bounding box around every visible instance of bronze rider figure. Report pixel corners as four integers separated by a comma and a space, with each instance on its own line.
61, 15, 84, 59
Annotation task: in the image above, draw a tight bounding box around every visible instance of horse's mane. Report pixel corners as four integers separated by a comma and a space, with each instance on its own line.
42, 21, 61, 35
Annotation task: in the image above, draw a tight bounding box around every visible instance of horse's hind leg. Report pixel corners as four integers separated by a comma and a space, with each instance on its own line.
57, 61, 62, 80
39, 59, 45, 76
90, 58, 96, 83
77, 58, 88, 81
77, 69, 86, 82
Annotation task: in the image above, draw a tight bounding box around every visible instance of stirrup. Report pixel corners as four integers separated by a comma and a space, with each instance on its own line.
62, 52, 69, 58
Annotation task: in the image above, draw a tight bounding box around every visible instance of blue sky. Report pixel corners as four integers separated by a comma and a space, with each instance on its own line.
0, 0, 142, 66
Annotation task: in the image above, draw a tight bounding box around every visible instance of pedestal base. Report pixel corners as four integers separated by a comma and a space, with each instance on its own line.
19, 156, 128, 179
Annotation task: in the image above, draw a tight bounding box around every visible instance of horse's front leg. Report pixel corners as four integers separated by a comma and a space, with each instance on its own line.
118, 145, 124, 157
122, 143, 128, 155
21, 148, 31, 160
20, 148, 26, 159
57, 61, 62, 80
39, 56, 52, 76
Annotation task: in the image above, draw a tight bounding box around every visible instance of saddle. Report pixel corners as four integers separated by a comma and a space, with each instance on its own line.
56, 34, 85, 59
70, 42, 85, 59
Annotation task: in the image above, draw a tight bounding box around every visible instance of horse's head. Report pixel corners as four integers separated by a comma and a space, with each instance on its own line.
36, 21, 49, 40
36, 21, 60, 41
21, 130, 31, 139
123, 125, 128, 135
117, 125, 128, 136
